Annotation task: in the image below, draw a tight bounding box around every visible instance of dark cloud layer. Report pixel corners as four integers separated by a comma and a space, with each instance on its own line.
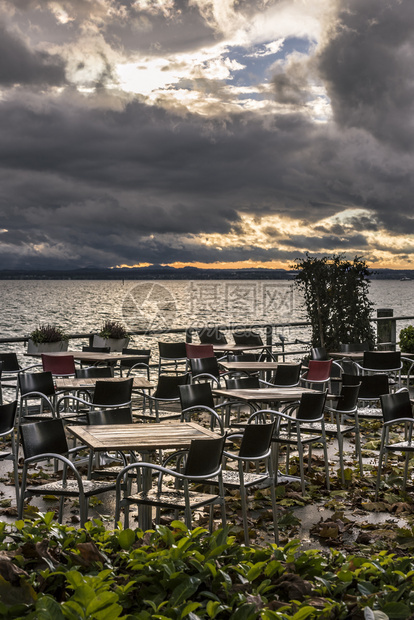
0, 0, 413, 269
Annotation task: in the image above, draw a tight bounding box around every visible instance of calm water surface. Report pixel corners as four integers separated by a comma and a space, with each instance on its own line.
1, 279, 413, 359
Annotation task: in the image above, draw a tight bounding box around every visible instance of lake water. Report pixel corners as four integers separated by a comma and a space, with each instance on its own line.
1, 279, 414, 360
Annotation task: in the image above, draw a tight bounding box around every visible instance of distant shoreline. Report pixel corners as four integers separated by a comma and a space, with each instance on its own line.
0, 267, 413, 280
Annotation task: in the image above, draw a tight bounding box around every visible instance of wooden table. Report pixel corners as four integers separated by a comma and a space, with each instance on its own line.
67, 422, 219, 529
56, 377, 154, 390
25, 351, 142, 364
213, 386, 333, 411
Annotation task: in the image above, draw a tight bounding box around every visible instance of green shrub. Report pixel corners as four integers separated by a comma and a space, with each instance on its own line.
399, 325, 414, 353
2, 514, 414, 618
29, 324, 68, 344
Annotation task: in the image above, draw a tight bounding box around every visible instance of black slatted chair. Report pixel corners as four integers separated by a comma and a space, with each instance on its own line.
120, 348, 151, 380
272, 391, 329, 494
198, 327, 227, 346
375, 390, 414, 499
18, 418, 116, 526
56, 378, 133, 424
75, 367, 114, 379
86, 408, 135, 479
18, 371, 62, 423
189, 356, 227, 387
342, 373, 389, 422
260, 363, 302, 388
207, 418, 278, 545
136, 373, 189, 422
0, 400, 19, 502
179, 383, 224, 434
354, 351, 402, 388
115, 435, 227, 530
0, 353, 38, 399
158, 342, 187, 376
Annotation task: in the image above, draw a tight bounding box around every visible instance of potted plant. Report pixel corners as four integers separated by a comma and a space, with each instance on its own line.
27, 324, 69, 354
399, 325, 414, 354
93, 320, 130, 352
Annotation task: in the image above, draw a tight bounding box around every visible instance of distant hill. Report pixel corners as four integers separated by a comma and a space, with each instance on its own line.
0, 265, 413, 280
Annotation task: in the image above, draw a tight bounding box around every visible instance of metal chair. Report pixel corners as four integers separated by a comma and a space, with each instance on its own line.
354, 351, 402, 388
158, 342, 187, 375
260, 363, 302, 388
0, 400, 19, 503
342, 373, 389, 422
18, 418, 116, 526
198, 327, 227, 346
75, 366, 114, 379
136, 373, 189, 422
300, 359, 334, 391
56, 378, 134, 424
0, 353, 38, 399
209, 417, 278, 545
189, 356, 230, 387
114, 435, 227, 530
179, 383, 225, 434
185, 343, 215, 359
323, 383, 362, 483
375, 390, 414, 499
310, 347, 329, 361
120, 348, 151, 380
86, 408, 135, 479
41, 354, 77, 378
271, 391, 329, 494
18, 371, 60, 423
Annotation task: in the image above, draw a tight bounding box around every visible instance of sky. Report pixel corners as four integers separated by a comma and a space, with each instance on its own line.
1, 0, 414, 272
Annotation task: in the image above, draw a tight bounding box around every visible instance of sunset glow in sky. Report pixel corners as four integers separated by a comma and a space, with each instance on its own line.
1, 0, 414, 271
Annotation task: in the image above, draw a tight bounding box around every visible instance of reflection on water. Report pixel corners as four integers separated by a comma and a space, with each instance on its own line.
0, 279, 413, 359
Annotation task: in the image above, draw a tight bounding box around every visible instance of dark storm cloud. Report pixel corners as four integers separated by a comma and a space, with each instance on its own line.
0, 22, 66, 86
318, 0, 414, 151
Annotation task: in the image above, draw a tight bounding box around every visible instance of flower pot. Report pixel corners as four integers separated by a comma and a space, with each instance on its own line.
27, 339, 69, 355
92, 335, 130, 352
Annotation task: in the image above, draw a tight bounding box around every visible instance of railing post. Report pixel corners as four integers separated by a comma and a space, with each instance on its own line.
265, 325, 273, 361
185, 328, 192, 343
377, 309, 396, 350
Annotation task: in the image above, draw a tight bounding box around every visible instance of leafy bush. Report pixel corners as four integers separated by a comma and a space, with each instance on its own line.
399, 325, 414, 353
292, 253, 375, 352
29, 324, 68, 345
1, 514, 414, 619
98, 320, 128, 340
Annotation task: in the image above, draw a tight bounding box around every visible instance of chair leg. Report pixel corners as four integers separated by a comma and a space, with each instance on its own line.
402, 451, 410, 492
268, 460, 279, 545
375, 434, 386, 501
297, 443, 306, 495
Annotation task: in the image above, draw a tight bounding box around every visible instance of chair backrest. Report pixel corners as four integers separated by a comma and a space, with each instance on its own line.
184, 435, 226, 477
19, 371, 55, 397
41, 354, 76, 376
233, 331, 263, 346
92, 378, 133, 406
240, 422, 275, 458
82, 346, 111, 353
198, 327, 227, 345
311, 347, 329, 361
0, 400, 18, 434
273, 363, 302, 387
153, 373, 189, 399
158, 342, 187, 360
120, 348, 151, 369
75, 366, 114, 379
380, 391, 413, 423
305, 359, 332, 381
179, 382, 215, 411
185, 343, 215, 359
344, 373, 389, 400
87, 407, 133, 425
362, 351, 401, 371
224, 376, 260, 390
336, 384, 360, 412
190, 357, 220, 380
0, 353, 20, 372
296, 391, 327, 421
20, 418, 68, 458
227, 354, 258, 362
340, 342, 370, 353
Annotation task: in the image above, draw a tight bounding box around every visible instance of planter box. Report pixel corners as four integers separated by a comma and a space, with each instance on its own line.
27, 339, 69, 355
92, 335, 130, 352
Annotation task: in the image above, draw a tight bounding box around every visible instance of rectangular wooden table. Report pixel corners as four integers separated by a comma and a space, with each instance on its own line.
213, 386, 331, 408
66, 422, 219, 529
56, 376, 154, 390
26, 351, 142, 364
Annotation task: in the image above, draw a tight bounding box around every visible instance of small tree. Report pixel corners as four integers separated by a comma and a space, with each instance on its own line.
292, 253, 375, 352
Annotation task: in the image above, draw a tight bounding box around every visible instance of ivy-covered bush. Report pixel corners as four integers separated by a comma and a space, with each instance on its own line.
292, 253, 375, 352
1, 514, 414, 619
399, 325, 414, 353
